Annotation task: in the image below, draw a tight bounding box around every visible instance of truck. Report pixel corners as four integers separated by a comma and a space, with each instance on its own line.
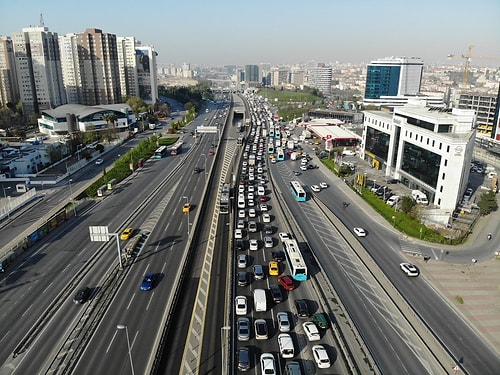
411, 190, 429, 205
253, 289, 267, 312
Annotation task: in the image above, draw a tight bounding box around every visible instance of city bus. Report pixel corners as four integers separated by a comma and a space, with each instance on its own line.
170, 143, 181, 155
220, 183, 230, 214
283, 239, 308, 281
289, 181, 306, 201
276, 147, 285, 161
154, 145, 168, 158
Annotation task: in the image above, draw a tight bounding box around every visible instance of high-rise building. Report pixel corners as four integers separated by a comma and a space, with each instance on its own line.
11, 26, 66, 115
135, 45, 158, 103
307, 64, 332, 97
74, 28, 121, 106
363, 57, 430, 107
244, 65, 260, 86
117, 36, 139, 101
0, 36, 19, 106
458, 92, 497, 138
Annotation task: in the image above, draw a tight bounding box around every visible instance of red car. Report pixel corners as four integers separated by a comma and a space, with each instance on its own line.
259, 196, 267, 202
208, 149, 214, 156
278, 275, 295, 291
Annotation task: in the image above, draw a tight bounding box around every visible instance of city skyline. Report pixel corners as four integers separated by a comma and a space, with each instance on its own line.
1, 0, 500, 67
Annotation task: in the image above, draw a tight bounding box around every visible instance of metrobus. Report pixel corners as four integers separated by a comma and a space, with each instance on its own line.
276, 148, 285, 161
237, 135, 244, 146
289, 180, 306, 201
283, 239, 308, 281
269, 129, 275, 138
154, 145, 168, 158
170, 143, 181, 155
220, 183, 230, 214
267, 145, 275, 154
275, 128, 281, 139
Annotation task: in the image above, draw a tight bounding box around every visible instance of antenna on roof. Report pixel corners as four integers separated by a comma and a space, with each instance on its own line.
39, 13, 44, 27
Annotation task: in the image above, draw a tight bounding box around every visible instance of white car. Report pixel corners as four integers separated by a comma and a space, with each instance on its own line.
302, 322, 321, 341
319, 182, 328, 189
353, 227, 366, 237
400, 262, 420, 277
277, 312, 291, 332
311, 185, 321, 192
235, 296, 247, 315
262, 213, 271, 223
260, 203, 268, 212
342, 149, 356, 156
278, 232, 290, 242
300, 165, 308, 171
249, 208, 256, 217
249, 239, 259, 251
237, 220, 245, 229
238, 210, 246, 218
264, 236, 274, 248
95, 158, 104, 165
312, 345, 331, 368
234, 229, 243, 239
238, 254, 247, 268
260, 353, 276, 375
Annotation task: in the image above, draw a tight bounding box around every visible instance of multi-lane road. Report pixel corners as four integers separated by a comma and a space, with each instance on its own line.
1, 93, 499, 375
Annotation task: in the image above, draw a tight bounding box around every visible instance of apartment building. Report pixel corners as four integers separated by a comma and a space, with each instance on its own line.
0, 36, 20, 107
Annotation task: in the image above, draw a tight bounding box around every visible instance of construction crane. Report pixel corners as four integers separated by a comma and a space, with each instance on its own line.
447, 45, 500, 87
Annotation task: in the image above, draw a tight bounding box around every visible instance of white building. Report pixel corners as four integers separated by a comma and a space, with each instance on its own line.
307, 64, 332, 97
362, 100, 476, 212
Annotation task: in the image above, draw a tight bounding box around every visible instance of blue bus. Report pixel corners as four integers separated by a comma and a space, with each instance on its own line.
283, 239, 308, 281
154, 146, 168, 158
290, 181, 306, 201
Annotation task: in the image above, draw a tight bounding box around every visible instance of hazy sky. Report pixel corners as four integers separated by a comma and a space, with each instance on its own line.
1, 0, 499, 67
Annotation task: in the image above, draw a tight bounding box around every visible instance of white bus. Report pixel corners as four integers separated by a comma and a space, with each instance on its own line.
220, 183, 230, 214
283, 239, 308, 281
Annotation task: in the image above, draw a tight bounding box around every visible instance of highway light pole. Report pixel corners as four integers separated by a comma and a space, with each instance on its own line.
116, 325, 135, 375
68, 179, 77, 217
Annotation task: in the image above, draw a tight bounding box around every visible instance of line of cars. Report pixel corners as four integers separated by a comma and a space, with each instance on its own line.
234, 105, 334, 373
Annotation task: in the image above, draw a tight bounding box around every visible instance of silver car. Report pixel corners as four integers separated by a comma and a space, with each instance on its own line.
237, 317, 250, 341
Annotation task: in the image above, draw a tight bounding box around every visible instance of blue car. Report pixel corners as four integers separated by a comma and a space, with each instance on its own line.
140, 273, 156, 291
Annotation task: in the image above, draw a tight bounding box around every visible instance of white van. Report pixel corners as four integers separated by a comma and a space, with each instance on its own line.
278, 333, 295, 358
411, 190, 428, 205
253, 289, 267, 312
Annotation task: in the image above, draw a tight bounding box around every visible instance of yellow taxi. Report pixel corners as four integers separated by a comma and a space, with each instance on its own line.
120, 227, 134, 240
268, 261, 280, 276
183, 202, 191, 213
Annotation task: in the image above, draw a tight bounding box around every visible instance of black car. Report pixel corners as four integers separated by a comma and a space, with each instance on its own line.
238, 272, 249, 287
269, 284, 283, 303
263, 225, 273, 235
237, 347, 251, 371
193, 167, 201, 174
294, 299, 310, 318
272, 250, 285, 262
235, 239, 245, 251
73, 287, 92, 304
307, 164, 317, 169
387, 178, 400, 184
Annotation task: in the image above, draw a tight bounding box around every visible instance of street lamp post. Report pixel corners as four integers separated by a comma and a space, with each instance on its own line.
220, 326, 231, 375
392, 215, 396, 227
183, 196, 190, 235
116, 325, 135, 375
2, 186, 11, 219
68, 179, 77, 217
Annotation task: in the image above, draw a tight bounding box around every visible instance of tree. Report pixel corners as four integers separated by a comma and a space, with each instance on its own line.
477, 190, 498, 215
400, 196, 414, 214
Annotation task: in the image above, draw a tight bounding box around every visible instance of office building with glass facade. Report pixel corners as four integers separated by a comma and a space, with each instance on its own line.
361, 101, 476, 211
